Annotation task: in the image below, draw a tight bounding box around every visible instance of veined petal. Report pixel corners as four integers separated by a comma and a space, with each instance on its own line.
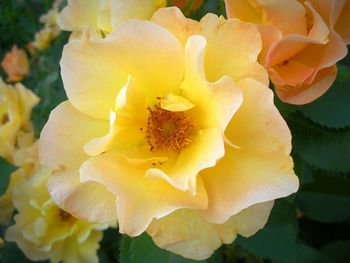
39, 101, 109, 169
107, 20, 184, 102
200, 79, 298, 223
80, 152, 208, 236
61, 32, 127, 119
48, 169, 117, 223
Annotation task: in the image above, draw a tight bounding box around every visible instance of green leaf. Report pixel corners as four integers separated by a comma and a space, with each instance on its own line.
296, 173, 350, 223
293, 154, 314, 185
236, 199, 298, 262
0, 157, 16, 196
119, 233, 223, 263
321, 240, 350, 263
297, 65, 350, 128
288, 112, 350, 172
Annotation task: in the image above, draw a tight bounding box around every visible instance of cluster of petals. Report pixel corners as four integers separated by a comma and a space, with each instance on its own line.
58, 0, 166, 38
0, 78, 39, 160
40, 7, 299, 260
5, 148, 108, 263
225, 0, 350, 104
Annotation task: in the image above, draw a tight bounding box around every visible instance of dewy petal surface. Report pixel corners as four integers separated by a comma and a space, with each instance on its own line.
200, 79, 298, 223
147, 202, 274, 260
80, 152, 208, 236
60, 33, 127, 120
39, 101, 109, 170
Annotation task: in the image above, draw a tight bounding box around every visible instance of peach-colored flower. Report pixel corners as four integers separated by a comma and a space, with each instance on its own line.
0, 78, 39, 160
1, 46, 30, 82
225, 0, 349, 104
40, 7, 298, 260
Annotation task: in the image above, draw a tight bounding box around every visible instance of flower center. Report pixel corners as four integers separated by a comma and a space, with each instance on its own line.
146, 105, 194, 152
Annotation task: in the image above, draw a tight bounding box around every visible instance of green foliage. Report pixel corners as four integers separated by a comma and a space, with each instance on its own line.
0, 157, 16, 196
297, 173, 350, 223
119, 234, 223, 263
297, 65, 350, 129
288, 112, 350, 173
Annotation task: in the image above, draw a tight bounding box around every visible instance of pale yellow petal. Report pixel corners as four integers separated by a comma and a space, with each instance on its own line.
201, 14, 268, 85
57, 0, 99, 31
61, 32, 127, 119
39, 101, 109, 169
80, 152, 208, 236
151, 7, 201, 46
182, 35, 243, 131
48, 169, 117, 223
111, 0, 165, 29
200, 79, 298, 223
107, 20, 184, 101
148, 201, 273, 260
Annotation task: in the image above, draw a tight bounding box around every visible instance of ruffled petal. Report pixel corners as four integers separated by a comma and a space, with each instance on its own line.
80, 152, 208, 236
200, 79, 298, 223
39, 101, 109, 169
48, 169, 117, 223
147, 201, 273, 260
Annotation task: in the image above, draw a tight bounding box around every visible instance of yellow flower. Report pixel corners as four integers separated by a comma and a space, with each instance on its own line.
5, 162, 108, 263
32, 27, 61, 50
0, 78, 39, 160
0, 142, 39, 224
40, 7, 299, 260
58, 0, 166, 35
1, 45, 30, 82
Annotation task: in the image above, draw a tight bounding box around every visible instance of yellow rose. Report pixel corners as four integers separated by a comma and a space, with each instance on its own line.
0, 78, 39, 160
58, 0, 166, 35
5, 162, 108, 263
40, 8, 299, 260
1, 45, 30, 83
0, 142, 39, 224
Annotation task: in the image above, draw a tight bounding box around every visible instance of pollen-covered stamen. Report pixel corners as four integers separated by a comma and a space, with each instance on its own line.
146, 105, 194, 152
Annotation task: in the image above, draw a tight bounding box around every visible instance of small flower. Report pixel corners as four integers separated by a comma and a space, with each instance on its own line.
40, 7, 298, 260
1, 45, 30, 82
57, 0, 166, 36
225, 0, 349, 104
32, 27, 60, 50
5, 158, 108, 263
0, 78, 39, 160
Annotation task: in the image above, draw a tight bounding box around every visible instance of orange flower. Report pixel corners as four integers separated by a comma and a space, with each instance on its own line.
225, 0, 349, 104
1, 46, 30, 83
